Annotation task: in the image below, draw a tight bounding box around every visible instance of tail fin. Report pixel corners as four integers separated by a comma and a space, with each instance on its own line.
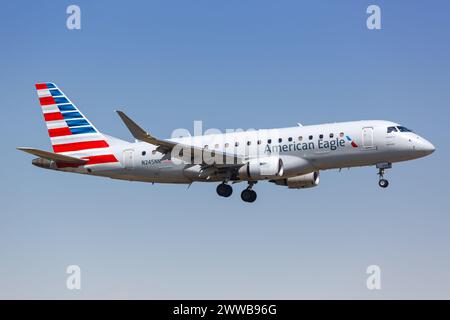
35, 82, 119, 166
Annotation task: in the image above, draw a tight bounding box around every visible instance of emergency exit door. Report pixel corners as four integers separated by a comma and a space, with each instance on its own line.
362, 127, 374, 149
122, 149, 134, 169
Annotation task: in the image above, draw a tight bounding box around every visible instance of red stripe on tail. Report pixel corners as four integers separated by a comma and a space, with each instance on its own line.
83, 154, 118, 165
48, 127, 72, 137
44, 112, 64, 121
35, 83, 48, 90
39, 96, 56, 106
53, 140, 109, 153
56, 154, 118, 168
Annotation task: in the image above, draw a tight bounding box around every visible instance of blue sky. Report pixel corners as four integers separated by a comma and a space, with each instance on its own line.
0, 0, 449, 299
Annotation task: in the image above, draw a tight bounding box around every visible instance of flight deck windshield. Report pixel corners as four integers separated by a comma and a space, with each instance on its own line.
397, 126, 413, 132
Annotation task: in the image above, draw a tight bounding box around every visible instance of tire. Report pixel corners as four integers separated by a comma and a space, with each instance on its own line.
217, 183, 233, 197
241, 189, 257, 203
378, 179, 389, 188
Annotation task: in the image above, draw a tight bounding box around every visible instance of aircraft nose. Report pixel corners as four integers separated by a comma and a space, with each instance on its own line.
415, 138, 435, 156
426, 141, 435, 154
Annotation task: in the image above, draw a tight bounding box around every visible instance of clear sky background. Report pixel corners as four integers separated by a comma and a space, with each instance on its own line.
0, 0, 449, 299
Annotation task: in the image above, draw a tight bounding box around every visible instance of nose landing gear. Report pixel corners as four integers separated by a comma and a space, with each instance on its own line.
378, 178, 389, 188
376, 162, 392, 188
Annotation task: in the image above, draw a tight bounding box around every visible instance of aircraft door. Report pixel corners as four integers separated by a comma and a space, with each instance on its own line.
122, 149, 134, 169
362, 127, 374, 149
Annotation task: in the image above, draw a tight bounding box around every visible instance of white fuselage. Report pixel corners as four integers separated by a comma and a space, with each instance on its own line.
50, 120, 434, 184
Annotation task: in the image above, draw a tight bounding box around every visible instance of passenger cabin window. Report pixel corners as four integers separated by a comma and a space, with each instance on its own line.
268, 139, 272, 144
319, 134, 323, 140
309, 135, 313, 140
235, 142, 239, 147
329, 133, 334, 138
257, 140, 261, 145
141, 151, 146, 156
247, 141, 251, 146
288, 137, 293, 142
298, 136, 303, 141
339, 132, 344, 138
397, 126, 413, 133
387, 126, 398, 133
278, 138, 282, 143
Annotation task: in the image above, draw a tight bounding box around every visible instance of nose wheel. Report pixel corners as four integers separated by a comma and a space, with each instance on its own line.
378, 178, 389, 188
376, 163, 392, 188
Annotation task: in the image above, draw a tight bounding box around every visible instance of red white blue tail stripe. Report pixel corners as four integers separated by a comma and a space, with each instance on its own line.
35, 82, 118, 167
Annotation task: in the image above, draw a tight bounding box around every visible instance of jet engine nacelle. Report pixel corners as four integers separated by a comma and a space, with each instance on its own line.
272, 171, 320, 189
238, 157, 284, 180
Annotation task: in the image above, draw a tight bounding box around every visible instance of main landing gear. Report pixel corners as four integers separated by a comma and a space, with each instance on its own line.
216, 181, 257, 203
241, 182, 257, 203
216, 182, 233, 197
376, 162, 392, 188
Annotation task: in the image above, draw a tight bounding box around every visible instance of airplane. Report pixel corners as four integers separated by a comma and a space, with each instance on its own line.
18, 83, 435, 203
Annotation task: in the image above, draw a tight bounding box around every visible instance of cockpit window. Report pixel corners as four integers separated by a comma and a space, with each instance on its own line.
397, 126, 413, 132
387, 126, 398, 133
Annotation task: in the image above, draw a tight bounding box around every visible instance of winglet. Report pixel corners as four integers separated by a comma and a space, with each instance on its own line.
116, 110, 154, 142
17, 147, 87, 164
115, 110, 173, 150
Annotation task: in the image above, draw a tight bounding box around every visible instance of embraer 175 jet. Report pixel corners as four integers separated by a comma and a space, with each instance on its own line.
18, 83, 435, 203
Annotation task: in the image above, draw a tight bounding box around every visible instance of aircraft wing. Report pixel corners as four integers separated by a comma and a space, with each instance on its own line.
116, 110, 244, 166
17, 147, 87, 164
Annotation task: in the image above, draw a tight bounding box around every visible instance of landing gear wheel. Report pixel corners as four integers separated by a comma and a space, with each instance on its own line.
376, 163, 392, 189
216, 183, 233, 197
241, 189, 257, 203
378, 179, 389, 188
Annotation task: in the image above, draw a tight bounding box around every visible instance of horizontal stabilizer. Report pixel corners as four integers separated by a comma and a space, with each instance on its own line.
17, 147, 87, 164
